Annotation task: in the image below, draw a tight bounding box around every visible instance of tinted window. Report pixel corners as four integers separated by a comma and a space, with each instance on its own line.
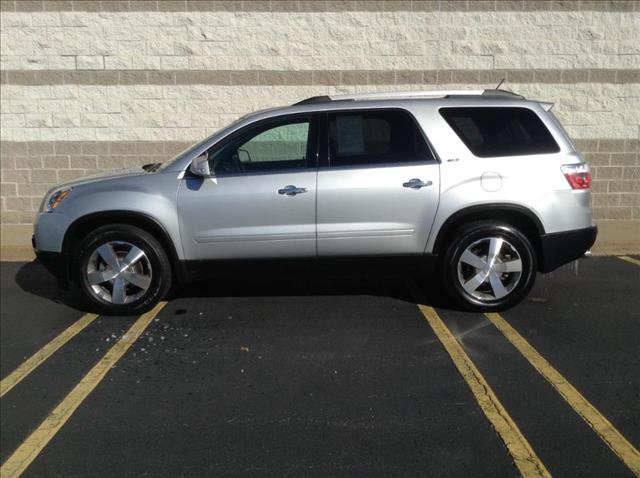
440, 107, 559, 157
209, 118, 312, 174
328, 110, 432, 167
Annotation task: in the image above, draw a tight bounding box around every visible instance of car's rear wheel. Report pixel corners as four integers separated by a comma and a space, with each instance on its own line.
440, 221, 537, 311
75, 225, 171, 315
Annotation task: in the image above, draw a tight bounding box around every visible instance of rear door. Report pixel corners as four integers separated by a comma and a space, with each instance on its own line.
316, 108, 440, 256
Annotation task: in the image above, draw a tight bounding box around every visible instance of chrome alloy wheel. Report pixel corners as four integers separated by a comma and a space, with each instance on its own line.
86, 241, 152, 304
457, 237, 523, 302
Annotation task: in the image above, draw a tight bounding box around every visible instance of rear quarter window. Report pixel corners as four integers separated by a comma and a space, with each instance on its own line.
439, 107, 560, 157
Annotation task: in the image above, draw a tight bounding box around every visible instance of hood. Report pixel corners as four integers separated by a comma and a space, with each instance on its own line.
55, 166, 154, 189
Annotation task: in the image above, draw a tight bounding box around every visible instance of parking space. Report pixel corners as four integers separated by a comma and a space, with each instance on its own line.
1, 256, 639, 477
1, 261, 88, 375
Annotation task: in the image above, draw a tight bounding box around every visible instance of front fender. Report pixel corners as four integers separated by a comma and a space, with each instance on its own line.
34, 172, 183, 259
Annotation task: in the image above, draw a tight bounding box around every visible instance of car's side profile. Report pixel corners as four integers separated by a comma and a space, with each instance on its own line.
33, 89, 597, 315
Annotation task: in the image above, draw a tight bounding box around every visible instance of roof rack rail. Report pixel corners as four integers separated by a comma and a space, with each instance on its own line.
293, 95, 332, 105
329, 90, 485, 101
293, 89, 524, 106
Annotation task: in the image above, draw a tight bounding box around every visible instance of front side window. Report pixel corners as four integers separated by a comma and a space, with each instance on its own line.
208, 117, 313, 174
328, 109, 432, 167
439, 107, 560, 157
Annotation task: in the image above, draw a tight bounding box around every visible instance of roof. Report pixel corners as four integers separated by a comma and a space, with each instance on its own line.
293, 89, 524, 105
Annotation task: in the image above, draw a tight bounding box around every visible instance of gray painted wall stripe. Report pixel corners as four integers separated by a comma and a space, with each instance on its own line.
3, 0, 639, 13
2, 69, 639, 85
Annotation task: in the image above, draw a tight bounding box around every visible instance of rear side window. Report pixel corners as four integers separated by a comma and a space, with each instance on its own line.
328, 109, 432, 167
440, 107, 560, 157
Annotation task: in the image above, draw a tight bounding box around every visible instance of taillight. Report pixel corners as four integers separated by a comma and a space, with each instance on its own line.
561, 164, 591, 190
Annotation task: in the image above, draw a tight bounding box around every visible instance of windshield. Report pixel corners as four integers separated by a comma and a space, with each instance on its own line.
158, 141, 206, 172
158, 116, 247, 172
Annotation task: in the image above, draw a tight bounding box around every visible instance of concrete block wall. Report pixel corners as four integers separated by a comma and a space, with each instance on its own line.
1, 0, 639, 247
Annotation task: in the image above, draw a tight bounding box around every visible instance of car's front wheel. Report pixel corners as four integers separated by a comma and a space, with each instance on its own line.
74, 225, 172, 315
440, 221, 537, 311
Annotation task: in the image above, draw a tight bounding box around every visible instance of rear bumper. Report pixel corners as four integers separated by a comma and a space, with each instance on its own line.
539, 226, 597, 273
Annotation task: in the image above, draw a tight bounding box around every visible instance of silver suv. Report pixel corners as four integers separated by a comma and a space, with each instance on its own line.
33, 89, 597, 315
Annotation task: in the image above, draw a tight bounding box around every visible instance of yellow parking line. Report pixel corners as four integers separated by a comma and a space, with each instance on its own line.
485, 312, 640, 476
0, 302, 166, 478
619, 256, 640, 267
415, 302, 551, 477
0, 313, 99, 398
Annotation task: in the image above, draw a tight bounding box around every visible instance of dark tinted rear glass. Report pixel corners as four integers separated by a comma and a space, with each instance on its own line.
329, 109, 432, 167
440, 107, 559, 157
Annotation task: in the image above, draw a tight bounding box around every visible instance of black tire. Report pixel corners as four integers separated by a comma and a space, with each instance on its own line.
74, 224, 172, 315
439, 221, 537, 312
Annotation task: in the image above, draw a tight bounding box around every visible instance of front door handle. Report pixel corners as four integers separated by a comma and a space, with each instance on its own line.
402, 178, 433, 189
278, 185, 307, 196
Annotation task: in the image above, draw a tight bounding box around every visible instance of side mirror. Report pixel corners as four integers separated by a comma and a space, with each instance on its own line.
189, 153, 213, 178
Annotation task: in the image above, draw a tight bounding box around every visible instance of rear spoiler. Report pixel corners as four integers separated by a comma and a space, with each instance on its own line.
539, 101, 554, 111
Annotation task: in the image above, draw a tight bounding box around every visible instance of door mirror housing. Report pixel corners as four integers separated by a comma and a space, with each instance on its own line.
189, 153, 213, 178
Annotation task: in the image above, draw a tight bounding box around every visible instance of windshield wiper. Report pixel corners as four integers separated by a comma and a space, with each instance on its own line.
142, 162, 162, 172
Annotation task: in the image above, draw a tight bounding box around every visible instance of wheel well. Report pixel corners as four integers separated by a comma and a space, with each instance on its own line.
62, 212, 179, 281
433, 206, 544, 268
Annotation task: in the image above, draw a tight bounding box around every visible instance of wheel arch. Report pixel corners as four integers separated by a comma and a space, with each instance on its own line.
61, 210, 181, 282
432, 204, 545, 270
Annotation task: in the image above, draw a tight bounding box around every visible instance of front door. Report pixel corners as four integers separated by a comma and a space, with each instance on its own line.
178, 114, 319, 260
317, 109, 440, 256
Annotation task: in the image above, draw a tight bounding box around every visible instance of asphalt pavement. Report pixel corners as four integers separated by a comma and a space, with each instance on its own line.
1, 256, 639, 477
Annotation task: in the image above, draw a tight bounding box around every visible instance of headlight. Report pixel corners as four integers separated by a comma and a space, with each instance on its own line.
43, 187, 73, 212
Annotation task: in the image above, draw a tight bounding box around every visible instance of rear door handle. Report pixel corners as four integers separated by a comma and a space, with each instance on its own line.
402, 178, 432, 189
278, 185, 307, 196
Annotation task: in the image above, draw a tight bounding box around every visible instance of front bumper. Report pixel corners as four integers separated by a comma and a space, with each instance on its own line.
33, 211, 71, 253
539, 225, 598, 273
33, 234, 69, 286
